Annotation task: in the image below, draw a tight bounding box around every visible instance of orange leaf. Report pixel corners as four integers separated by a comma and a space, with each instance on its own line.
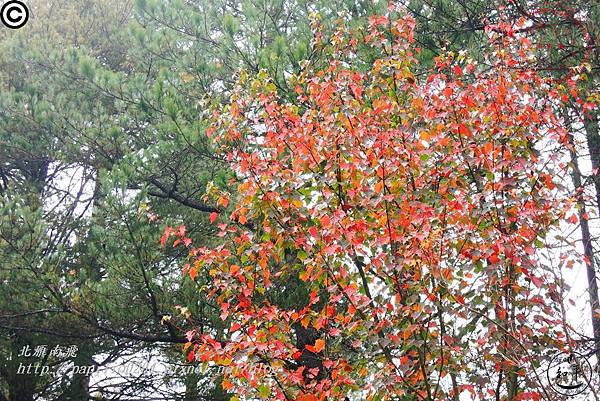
313, 338, 325, 353
219, 196, 230, 208
306, 338, 325, 354
298, 395, 318, 401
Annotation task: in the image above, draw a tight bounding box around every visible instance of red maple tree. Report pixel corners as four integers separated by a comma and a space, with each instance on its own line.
164, 9, 584, 401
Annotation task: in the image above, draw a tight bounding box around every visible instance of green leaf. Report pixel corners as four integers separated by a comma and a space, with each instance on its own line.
257, 384, 270, 399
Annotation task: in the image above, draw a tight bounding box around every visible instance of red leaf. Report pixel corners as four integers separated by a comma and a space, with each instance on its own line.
210, 212, 219, 223
488, 253, 500, 264
350, 82, 363, 99
530, 275, 544, 288
220, 303, 230, 320
458, 123, 471, 137
160, 226, 172, 246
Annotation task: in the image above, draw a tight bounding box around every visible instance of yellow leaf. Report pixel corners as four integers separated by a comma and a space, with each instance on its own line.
219, 357, 233, 366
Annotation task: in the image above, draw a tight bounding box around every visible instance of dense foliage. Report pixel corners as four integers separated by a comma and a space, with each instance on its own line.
0, 1, 598, 400
171, 10, 594, 401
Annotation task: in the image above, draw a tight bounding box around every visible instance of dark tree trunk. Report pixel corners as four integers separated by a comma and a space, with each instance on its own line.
569, 111, 600, 361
